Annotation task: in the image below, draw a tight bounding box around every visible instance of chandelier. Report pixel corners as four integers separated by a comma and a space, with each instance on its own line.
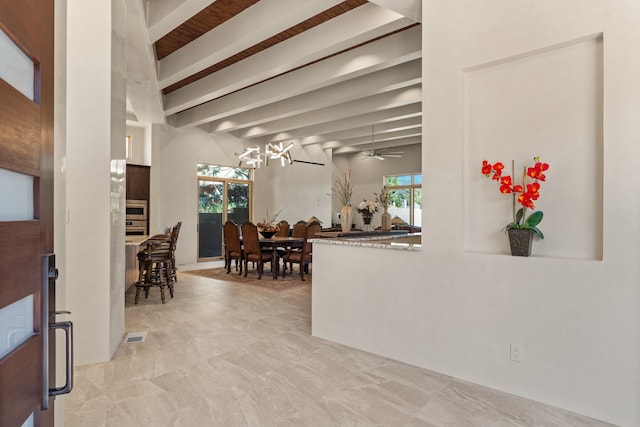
238, 142, 293, 168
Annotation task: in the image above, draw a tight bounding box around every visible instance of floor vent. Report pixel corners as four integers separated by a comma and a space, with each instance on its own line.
123, 331, 148, 343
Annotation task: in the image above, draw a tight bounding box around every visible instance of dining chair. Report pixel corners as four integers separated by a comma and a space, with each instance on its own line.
240, 221, 273, 279
283, 221, 320, 281
223, 220, 243, 275
275, 220, 290, 237
283, 220, 307, 275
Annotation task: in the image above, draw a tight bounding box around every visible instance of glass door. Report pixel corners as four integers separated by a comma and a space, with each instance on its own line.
197, 179, 251, 261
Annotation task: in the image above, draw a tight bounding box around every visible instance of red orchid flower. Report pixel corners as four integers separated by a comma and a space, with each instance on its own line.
526, 182, 540, 200
527, 161, 549, 181
481, 160, 492, 176
491, 162, 504, 180
499, 176, 513, 193
518, 193, 535, 209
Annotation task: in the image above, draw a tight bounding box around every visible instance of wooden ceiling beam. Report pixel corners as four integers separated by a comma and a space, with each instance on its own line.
157, 0, 345, 88
146, 0, 217, 43
174, 26, 421, 127
163, 3, 412, 114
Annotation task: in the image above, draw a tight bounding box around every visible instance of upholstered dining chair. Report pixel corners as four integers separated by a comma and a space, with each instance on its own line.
282, 220, 307, 275
275, 220, 290, 237
283, 221, 320, 281
240, 221, 274, 279
223, 220, 243, 275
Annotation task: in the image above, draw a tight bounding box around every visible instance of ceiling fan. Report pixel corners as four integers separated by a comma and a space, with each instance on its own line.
359, 125, 403, 160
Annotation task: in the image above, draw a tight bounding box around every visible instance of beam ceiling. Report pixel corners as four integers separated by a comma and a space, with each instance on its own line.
125, 0, 422, 158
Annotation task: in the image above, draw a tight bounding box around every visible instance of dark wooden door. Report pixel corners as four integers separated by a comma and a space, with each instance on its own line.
0, 0, 56, 426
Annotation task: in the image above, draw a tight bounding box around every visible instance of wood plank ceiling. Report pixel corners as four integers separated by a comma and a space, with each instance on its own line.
125, 0, 422, 159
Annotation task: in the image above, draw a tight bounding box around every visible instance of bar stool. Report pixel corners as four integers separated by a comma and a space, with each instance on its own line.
135, 239, 175, 304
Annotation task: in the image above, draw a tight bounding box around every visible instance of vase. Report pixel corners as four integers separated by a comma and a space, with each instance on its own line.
340, 205, 352, 233
507, 228, 533, 257
381, 206, 391, 231
361, 212, 374, 232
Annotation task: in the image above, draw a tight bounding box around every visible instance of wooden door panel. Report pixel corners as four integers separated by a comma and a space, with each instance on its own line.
0, 337, 42, 427
0, 0, 42, 59
0, 80, 41, 175
0, 0, 55, 425
0, 222, 40, 308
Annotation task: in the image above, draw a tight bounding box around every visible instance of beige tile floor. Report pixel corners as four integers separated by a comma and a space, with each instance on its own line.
65, 261, 615, 427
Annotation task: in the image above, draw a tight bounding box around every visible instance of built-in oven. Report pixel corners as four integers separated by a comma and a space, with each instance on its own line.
126, 200, 148, 235
125, 220, 147, 235
125, 199, 147, 220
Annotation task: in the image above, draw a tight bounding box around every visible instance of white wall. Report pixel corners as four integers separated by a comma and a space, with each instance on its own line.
64, 0, 127, 365
150, 125, 247, 264
313, 1, 640, 425
125, 123, 151, 166
265, 143, 333, 226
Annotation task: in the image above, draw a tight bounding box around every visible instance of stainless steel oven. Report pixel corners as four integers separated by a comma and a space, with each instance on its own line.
126, 200, 148, 235
125, 199, 147, 220
125, 220, 147, 236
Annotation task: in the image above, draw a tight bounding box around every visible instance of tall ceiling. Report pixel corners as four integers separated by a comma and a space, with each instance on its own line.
125, 0, 422, 158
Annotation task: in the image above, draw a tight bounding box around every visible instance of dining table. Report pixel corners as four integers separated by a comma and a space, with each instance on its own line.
258, 236, 305, 279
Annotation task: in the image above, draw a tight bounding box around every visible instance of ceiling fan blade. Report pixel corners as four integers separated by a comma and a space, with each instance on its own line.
374, 155, 385, 160
292, 159, 325, 166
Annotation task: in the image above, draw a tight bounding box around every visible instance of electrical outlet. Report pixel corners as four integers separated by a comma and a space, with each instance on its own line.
510, 344, 523, 362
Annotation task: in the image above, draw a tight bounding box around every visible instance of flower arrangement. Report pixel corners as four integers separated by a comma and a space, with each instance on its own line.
357, 200, 378, 215
481, 156, 550, 239
374, 188, 391, 208
332, 170, 353, 206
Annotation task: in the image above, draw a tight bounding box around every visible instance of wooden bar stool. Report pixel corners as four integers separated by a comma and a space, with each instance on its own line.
135, 239, 175, 304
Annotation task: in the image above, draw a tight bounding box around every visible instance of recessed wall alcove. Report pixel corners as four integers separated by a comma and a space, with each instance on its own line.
463, 35, 603, 260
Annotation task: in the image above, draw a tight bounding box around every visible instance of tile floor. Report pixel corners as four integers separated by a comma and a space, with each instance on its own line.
65, 261, 615, 427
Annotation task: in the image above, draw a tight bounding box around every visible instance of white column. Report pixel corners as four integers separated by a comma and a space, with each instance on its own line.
65, 0, 126, 364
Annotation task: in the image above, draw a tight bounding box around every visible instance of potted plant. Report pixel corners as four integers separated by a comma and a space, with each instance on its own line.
332, 170, 353, 232
357, 200, 378, 231
481, 156, 550, 256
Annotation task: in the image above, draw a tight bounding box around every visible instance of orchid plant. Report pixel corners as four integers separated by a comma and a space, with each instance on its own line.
481, 156, 550, 239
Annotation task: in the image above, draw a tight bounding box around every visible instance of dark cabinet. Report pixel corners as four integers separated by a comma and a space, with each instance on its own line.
126, 164, 150, 201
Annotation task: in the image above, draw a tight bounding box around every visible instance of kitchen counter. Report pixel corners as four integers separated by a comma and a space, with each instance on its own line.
311, 232, 421, 251
125, 235, 150, 246
125, 236, 148, 290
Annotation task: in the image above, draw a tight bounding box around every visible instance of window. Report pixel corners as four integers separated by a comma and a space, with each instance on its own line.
125, 134, 132, 160
383, 173, 422, 226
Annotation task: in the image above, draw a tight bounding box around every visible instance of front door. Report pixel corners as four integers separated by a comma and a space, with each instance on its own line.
0, 0, 56, 426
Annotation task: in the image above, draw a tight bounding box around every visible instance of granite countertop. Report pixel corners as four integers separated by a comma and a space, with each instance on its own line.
125, 235, 150, 246
311, 233, 421, 251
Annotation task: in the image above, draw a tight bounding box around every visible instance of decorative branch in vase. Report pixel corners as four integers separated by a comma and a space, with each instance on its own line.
481, 156, 550, 256
257, 209, 282, 237
332, 170, 354, 233
375, 188, 392, 231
